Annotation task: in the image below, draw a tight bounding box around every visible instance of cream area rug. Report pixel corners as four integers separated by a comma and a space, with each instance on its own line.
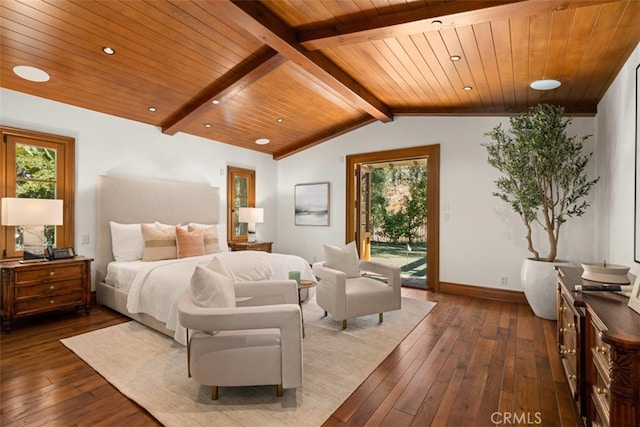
61, 297, 435, 427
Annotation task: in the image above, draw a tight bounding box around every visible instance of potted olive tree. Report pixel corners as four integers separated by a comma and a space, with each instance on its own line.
483, 104, 599, 319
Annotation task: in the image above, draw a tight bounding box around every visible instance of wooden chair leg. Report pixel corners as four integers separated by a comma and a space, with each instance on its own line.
379, 312, 383, 323
277, 384, 283, 397
342, 319, 347, 329
211, 386, 219, 400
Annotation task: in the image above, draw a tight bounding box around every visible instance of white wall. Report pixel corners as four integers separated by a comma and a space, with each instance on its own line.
594, 42, 640, 276
277, 115, 597, 291
1, 88, 278, 289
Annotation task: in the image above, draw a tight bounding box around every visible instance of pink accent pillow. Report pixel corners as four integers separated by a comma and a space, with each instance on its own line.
176, 227, 206, 259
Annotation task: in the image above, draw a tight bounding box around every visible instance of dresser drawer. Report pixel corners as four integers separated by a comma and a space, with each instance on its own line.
15, 291, 85, 315
15, 278, 84, 298
14, 264, 83, 284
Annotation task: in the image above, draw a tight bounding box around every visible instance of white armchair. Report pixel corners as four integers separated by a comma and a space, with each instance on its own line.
312, 259, 401, 329
178, 280, 303, 400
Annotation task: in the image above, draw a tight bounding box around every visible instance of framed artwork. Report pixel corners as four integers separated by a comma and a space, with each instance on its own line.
636, 64, 640, 263
629, 274, 640, 315
295, 182, 330, 226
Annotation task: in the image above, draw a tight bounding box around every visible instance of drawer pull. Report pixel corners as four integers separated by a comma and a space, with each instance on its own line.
50, 300, 55, 304
49, 285, 55, 290
560, 306, 567, 312
49, 271, 55, 276
569, 374, 576, 381
596, 387, 609, 397
567, 323, 575, 329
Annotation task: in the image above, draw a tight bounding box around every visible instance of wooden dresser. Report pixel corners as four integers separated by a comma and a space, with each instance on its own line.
557, 267, 640, 426
1, 256, 93, 331
228, 241, 273, 253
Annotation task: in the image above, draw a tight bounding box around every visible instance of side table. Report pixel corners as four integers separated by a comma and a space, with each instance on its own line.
297, 279, 317, 338
228, 241, 273, 253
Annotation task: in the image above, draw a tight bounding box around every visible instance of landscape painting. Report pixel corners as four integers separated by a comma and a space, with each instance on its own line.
295, 182, 329, 226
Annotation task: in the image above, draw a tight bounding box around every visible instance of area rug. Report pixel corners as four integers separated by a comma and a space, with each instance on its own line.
61, 296, 435, 427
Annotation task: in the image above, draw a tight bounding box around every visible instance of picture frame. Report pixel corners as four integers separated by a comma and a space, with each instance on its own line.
295, 182, 330, 226
629, 274, 640, 315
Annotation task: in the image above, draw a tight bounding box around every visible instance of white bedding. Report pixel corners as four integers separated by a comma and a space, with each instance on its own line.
104, 251, 316, 344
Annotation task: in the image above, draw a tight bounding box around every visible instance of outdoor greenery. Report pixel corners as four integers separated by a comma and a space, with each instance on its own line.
14, 144, 57, 247
483, 104, 599, 262
370, 164, 427, 244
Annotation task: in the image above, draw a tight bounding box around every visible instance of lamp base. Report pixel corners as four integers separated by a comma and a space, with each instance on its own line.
247, 231, 257, 243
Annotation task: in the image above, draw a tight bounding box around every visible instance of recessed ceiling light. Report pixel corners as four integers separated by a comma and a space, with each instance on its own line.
255, 138, 270, 145
530, 79, 561, 90
204, 123, 212, 128
148, 107, 157, 112
463, 86, 473, 91
13, 65, 50, 82
450, 55, 461, 61
212, 99, 220, 105
102, 46, 115, 55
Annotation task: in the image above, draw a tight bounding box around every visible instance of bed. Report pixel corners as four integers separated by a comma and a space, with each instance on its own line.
95, 175, 315, 345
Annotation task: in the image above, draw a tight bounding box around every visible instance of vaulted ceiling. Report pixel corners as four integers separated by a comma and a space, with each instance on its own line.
2, 0, 639, 159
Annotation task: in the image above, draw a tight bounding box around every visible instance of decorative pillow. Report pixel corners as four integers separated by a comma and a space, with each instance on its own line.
207, 256, 273, 282
190, 265, 236, 308
110, 222, 145, 262
141, 223, 177, 261
176, 227, 206, 259
188, 223, 222, 254
324, 241, 361, 278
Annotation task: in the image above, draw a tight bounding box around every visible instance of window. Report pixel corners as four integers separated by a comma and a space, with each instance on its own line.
226, 166, 255, 243
1, 127, 75, 259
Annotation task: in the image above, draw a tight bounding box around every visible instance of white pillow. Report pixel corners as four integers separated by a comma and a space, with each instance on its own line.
207, 256, 273, 282
324, 241, 361, 278
110, 222, 145, 262
190, 265, 236, 308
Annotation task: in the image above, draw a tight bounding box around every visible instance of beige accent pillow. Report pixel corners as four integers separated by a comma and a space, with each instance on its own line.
176, 227, 206, 259
324, 241, 361, 278
207, 256, 273, 282
141, 224, 177, 261
188, 223, 221, 254
190, 265, 236, 308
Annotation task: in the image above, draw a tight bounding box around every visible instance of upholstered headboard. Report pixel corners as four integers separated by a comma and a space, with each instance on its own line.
95, 175, 220, 285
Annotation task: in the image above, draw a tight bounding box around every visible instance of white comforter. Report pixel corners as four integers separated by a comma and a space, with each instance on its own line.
105, 251, 315, 345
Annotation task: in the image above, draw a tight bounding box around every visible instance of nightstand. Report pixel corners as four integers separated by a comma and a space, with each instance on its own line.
228, 241, 273, 253
1, 256, 93, 331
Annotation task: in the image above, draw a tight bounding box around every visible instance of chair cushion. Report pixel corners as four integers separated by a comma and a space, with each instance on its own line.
190, 265, 236, 308
324, 241, 360, 278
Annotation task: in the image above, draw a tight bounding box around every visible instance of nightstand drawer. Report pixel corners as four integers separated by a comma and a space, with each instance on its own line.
15, 279, 84, 298
14, 264, 83, 284
16, 291, 85, 315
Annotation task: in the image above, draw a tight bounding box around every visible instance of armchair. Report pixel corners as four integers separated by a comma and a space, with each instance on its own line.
178, 280, 303, 400
312, 259, 401, 329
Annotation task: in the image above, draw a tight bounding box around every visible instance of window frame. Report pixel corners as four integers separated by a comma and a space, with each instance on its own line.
1, 126, 75, 260
226, 166, 255, 243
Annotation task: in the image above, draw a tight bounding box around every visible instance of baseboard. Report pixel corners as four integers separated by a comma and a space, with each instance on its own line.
439, 282, 528, 305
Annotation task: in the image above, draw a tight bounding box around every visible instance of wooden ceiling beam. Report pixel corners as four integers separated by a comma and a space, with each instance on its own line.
224, 0, 393, 123
272, 115, 376, 160
298, 0, 620, 50
162, 46, 285, 135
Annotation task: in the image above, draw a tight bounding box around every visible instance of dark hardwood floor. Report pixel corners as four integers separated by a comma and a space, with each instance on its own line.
1, 288, 581, 426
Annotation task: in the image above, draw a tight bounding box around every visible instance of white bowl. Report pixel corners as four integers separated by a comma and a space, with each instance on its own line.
581, 263, 630, 284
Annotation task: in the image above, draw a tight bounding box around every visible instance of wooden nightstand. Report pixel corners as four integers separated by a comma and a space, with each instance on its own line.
228, 241, 273, 253
1, 256, 93, 331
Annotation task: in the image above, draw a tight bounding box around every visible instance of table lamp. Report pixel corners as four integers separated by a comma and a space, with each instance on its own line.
238, 207, 263, 243
1, 197, 63, 263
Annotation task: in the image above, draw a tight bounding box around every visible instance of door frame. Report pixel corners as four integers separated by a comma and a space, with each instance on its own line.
346, 145, 440, 292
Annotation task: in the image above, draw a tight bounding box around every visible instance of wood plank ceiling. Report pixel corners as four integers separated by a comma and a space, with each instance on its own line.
2, 0, 639, 159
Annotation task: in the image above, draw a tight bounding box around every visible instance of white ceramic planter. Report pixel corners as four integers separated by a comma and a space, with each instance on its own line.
521, 258, 571, 320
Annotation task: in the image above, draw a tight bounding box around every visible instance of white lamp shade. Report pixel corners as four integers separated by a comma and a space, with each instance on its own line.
1, 198, 64, 226
238, 207, 264, 224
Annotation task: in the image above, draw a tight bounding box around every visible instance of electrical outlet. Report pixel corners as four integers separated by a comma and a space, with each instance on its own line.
499, 276, 508, 286
81, 234, 90, 244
